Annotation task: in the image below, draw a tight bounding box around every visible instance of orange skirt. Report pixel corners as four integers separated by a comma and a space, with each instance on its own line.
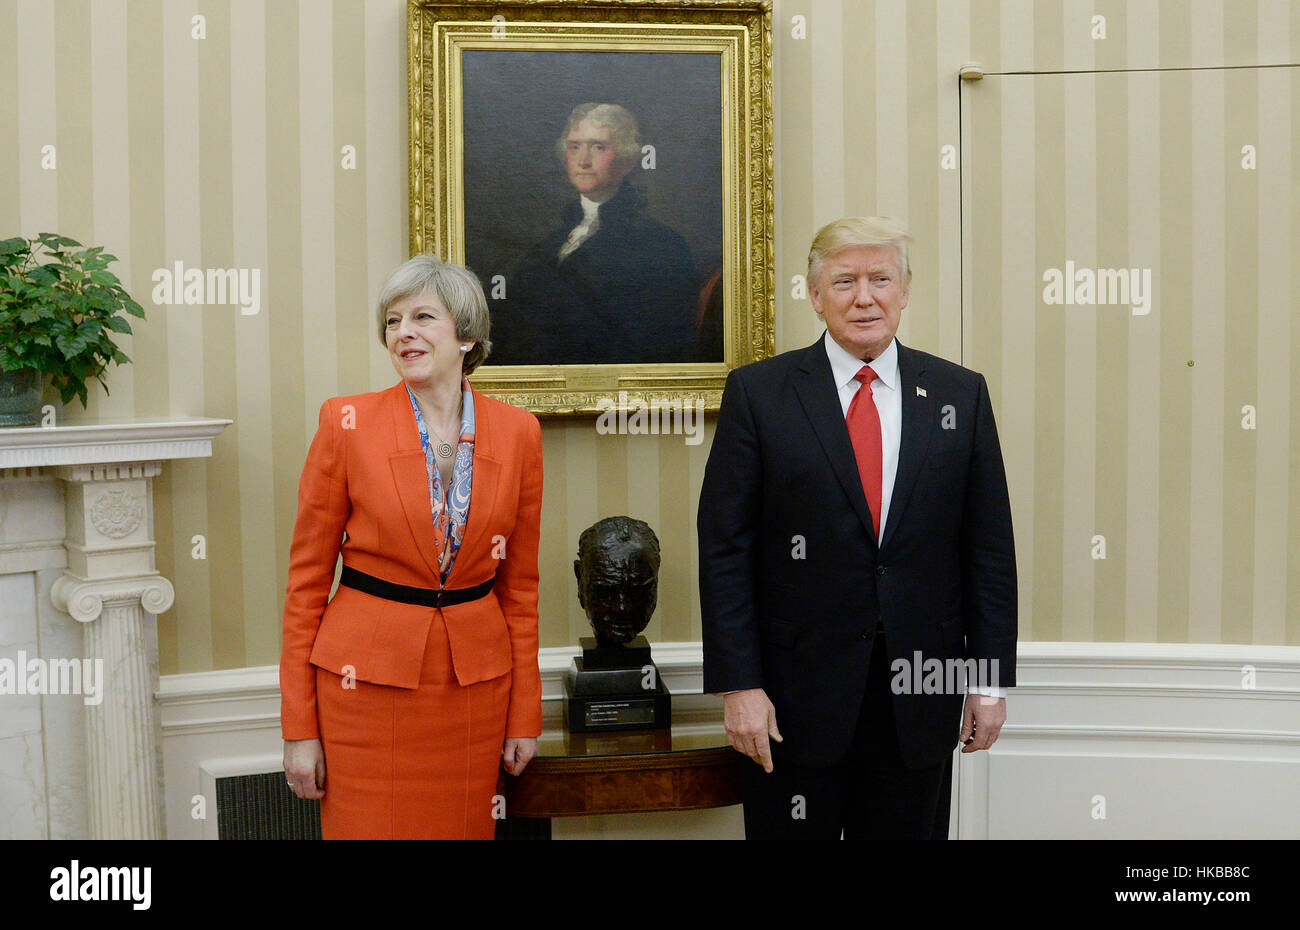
314, 611, 510, 839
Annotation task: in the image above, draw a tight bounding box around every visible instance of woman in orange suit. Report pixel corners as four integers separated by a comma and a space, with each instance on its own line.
280, 255, 543, 839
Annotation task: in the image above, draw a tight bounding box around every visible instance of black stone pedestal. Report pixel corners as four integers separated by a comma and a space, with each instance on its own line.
564, 636, 671, 732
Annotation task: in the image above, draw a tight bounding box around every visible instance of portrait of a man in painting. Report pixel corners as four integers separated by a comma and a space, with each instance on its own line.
460, 51, 725, 368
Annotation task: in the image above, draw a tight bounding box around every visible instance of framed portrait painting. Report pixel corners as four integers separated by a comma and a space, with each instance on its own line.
408, 0, 774, 416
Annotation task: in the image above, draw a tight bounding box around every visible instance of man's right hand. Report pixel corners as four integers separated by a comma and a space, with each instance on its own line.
723, 688, 782, 773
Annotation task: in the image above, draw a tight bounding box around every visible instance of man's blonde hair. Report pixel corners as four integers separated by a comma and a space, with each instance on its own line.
807, 217, 913, 288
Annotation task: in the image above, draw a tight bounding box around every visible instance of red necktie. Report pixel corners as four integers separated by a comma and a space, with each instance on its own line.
846, 366, 882, 541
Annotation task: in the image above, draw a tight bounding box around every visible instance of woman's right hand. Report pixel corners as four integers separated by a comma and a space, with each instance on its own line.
284, 738, 326, 799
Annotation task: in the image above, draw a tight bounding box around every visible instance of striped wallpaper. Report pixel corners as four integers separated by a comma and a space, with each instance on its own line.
0, 0, 1295, 677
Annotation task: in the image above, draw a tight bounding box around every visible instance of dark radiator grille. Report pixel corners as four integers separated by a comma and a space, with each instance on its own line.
215, 771, 322, 840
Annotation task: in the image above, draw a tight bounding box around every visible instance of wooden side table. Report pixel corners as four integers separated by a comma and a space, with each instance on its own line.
497, 723, 743, 838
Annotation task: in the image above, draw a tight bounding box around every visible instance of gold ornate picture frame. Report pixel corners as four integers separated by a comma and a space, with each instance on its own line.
408, 0, 774, 416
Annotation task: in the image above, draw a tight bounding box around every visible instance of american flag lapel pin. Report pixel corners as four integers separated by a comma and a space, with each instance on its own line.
916, 386, 927, 397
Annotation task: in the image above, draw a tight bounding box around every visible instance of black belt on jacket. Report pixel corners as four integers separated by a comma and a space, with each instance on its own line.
339, 565, 495, 608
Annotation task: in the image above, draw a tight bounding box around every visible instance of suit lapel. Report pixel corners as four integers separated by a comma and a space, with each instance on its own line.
387, 383, 446, 581
793, 339, 878, 548
879, 340, 934, 554
387, 381, 506, 587
448, 385, 502, 583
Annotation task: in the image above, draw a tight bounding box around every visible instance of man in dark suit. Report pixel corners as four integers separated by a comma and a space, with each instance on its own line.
488, 102, 698, 366
697, 217, 1017, 839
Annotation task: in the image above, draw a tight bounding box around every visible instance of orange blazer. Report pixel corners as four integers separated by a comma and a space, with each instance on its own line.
280, 380, 544, 742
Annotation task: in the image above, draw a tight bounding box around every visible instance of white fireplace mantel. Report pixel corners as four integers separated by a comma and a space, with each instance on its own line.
0, 415, 232, 839
0, 416, 231, 469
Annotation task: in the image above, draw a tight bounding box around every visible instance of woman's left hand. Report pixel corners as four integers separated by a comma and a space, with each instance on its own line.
502, 737, 538, 776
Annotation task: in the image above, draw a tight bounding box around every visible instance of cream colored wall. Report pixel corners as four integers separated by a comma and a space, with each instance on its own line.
961, 4, 1299, 646
1, 0, 1296, 676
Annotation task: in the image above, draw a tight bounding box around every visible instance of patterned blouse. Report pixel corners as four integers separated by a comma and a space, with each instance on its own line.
406, 380, 475, 586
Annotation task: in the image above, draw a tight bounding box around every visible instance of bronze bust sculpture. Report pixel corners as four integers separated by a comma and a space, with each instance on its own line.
573, 516, 660, 647
566, 517, 670, 731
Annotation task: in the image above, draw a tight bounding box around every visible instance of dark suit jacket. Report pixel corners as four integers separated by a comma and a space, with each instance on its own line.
697, 336, 1017, 769
488, 181, 698, 365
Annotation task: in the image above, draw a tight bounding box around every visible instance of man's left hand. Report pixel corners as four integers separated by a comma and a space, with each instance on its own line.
959, 694, 1006, 752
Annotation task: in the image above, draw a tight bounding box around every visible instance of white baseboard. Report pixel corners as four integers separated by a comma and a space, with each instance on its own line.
156, 641, 1300, 839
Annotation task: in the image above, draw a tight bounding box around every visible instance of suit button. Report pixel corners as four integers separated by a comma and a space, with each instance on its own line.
876, 565, 887, 576
860, 631, 871, 640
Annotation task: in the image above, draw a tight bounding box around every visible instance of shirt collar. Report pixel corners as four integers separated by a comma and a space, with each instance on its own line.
823, 331, 899, 392
578, 195, 602, 220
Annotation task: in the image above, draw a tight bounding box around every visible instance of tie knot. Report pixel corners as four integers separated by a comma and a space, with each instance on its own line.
854, 365, 878, 385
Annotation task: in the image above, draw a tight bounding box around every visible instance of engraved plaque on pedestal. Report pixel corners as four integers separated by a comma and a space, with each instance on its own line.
564, 647, 671, 732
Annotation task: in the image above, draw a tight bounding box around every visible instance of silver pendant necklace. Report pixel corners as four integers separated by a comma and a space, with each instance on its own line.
425, 405, 460, 459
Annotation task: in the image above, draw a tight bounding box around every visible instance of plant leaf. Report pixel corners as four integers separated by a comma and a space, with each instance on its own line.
28, 264, 61, 286
55, 330, 83, 358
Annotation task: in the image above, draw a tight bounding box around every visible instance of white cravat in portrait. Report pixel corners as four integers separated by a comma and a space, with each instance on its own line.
557, 195, 602, 261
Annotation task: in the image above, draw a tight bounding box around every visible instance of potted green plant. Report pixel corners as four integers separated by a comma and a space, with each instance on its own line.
0, 233, 145, 425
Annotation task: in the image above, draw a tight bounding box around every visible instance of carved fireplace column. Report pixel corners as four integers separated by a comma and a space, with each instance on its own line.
0, 416, 228, 840
48, 462, 175, 839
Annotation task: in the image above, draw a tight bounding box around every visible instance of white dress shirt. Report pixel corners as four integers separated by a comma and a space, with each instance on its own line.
824, 331, 1006, 699
823, 331, 901, 543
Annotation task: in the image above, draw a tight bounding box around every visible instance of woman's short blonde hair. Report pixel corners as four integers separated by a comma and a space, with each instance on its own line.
375, 255, 492, 375
807, 216, 913, 289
